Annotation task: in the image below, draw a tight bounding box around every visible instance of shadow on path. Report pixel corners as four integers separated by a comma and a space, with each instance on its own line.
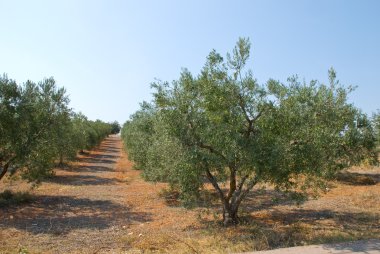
0, 195, 151, 235
44, 174, 125, 186
0, 136, 139, 235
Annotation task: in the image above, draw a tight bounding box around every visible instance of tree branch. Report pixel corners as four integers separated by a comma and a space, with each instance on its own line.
237, 174, 249, 192
236, 92, 263, 138
226, 167, 237, 200
0, 161, 12, 181
205, 168, 226, 202
236, 176, 259, 206
187, 118, 228, 162
230, 174, 249, 207
237, 93, 252, 124
252, 111, 262, 123
198, 142, 228, 162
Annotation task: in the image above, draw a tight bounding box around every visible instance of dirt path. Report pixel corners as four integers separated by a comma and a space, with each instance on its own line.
1, 136, 379, 253
0, 135, 148, 253
0, 135, 202, 253
240, 239, 380, 254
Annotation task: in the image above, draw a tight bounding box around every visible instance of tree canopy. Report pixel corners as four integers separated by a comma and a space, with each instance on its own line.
110, 121, 121, 134
374, 111, 380, 149
122, 38, 377, 225
0, 74, 114, 183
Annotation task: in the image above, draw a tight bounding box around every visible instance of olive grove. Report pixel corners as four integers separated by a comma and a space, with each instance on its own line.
0, 75, 114, 183
122, 38, 377, 225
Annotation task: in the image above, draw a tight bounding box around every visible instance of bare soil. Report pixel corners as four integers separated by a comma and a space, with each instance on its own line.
241, 239, 380, 254
0, 136, 379, 253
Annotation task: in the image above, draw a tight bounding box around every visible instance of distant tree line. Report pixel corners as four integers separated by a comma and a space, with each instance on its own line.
110, 121, 121, 135
374, 111, 380, 150
0, 74, 118, 183
121, 38, 378, 226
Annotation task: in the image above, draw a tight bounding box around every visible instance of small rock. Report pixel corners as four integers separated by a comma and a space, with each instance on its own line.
139, 233, 143, 237
128, 232, 133, 235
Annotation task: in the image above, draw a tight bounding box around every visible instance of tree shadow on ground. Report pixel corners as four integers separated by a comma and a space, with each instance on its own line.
78, 153, 118, 164
89, 153, 119, 159
195, 208, 379, 249
249, 209, 379, 248
44, 174, 125, 186
324, 239, 380, 252
336, 171, 379, 185
265, 208, 379, 227
99, 141, 121, 148
162, 187, 300, 210
97, 147, 121, 153
0, 195, 152, 235
164, 170, 380, 213
183, 185, 379, 249
61, 165, 115, 173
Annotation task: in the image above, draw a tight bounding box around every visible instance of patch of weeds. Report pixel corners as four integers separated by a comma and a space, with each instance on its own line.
0, 190, 33, 206
18, 246, 29, 254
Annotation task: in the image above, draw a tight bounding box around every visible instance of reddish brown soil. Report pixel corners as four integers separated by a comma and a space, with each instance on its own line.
0, 136, 201, 253
0, 136, 379, 253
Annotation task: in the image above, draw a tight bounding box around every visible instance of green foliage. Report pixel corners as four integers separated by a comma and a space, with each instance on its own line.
121, 102, 155, 171
120, 103, 202, 203
85, 119, 113, 149
69, 116, 112, 156
52, 113, 113, 164
0, 74, 113, 183
373, 111, 380, 149
0, 75, 72, 181
110, 121, 121, 134
18, 246, 29, 254
122, 38, 377, 225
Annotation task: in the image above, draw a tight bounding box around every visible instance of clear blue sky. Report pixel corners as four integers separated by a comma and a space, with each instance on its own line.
1, 0, 379, 123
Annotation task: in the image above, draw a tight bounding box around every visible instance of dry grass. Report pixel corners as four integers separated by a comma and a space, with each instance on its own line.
111, 164, 380, 253
0, 137, 379, 253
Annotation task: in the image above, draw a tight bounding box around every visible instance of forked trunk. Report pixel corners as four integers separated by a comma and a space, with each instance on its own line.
223, 202, 239, 226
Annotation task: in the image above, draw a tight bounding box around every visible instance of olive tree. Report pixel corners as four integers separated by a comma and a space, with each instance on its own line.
122, 102, 156, 171
123, 38, 377, 225
86, 120, 113, 148
0, 75, 71, 182
1, 74, 115, 184
373, 111, 380, 149
70, 114, 113, 153
110, 121, 121, 134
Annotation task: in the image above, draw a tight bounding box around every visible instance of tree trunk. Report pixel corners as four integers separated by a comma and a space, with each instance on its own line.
0, 163, 10, 181
59, 154, 64, 167
223, 203, 239, 226
205, 168, 243, 226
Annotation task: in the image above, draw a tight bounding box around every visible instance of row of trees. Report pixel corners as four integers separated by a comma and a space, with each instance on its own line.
122, 38, 378, 226
0, 75, 117, 183
374, 111, 380, 149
